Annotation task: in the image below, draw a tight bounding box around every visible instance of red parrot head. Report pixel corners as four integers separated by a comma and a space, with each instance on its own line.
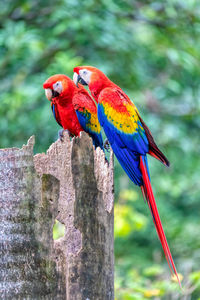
73, 66, 112, 101
43, 74, 75, 102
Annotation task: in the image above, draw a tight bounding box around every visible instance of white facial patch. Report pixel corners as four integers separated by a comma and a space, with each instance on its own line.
53, 81, 63, 94
79, 69, 92, 85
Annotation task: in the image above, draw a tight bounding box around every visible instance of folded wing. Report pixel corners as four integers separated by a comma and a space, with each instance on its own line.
72, 88, 104, 149
98, 87, 149, 185
51, 103, 62, 127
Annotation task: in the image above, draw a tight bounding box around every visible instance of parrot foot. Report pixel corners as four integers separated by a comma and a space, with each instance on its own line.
58, 129, 73, 141
103, 138, 110, 152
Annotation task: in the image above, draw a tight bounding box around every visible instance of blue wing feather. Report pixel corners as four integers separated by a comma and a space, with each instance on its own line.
98, 101, 149, 186
52, 103, 56, 120
51, 103, 62, 127
72, 89, 104, 150
75, 110, 104, 149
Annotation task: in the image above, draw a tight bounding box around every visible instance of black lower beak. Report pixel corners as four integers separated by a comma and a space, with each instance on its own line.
78, 74, 87, 86
52, 90, 60, 98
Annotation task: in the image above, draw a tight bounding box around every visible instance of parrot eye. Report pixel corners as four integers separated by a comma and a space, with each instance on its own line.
53, 81, 63, 95
78, 69, 92, 86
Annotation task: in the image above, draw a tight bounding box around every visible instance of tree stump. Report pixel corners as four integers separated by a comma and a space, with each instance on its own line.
0, 132, 114, 300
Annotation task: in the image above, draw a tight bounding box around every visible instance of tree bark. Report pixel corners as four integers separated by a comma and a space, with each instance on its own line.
0, 132, 114, 300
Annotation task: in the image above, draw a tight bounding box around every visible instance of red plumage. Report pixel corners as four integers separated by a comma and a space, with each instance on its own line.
73, 66, 181, 287
43, 74, 104, 150
140, 157, 181, 287
43, 74, 83, 136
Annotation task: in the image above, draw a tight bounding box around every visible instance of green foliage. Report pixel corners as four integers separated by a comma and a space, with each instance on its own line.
115, 189, 147, 237
53, 219, 65, 240
1, 0, 200, 298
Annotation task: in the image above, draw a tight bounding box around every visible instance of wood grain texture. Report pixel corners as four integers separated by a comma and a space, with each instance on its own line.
0, 136, 64, 299
0, 132, 114, 300
34, 132, 114, 300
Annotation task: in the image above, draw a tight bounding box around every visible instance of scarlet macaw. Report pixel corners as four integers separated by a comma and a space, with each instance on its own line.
73, 66, 181, 285
43, 74, 103, 149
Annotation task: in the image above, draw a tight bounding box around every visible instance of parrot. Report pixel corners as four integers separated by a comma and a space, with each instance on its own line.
73, 66, 181, 286
43, 74, 104, 149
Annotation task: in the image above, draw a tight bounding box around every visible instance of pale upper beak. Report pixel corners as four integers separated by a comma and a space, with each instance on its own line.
73, 72, 80, 87
45, 88, 53, 101
73, 72, 88, 87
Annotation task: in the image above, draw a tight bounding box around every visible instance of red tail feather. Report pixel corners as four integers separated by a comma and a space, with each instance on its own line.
140, 156, 181, 288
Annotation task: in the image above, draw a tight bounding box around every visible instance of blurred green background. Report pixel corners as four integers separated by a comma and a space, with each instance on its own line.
1, 0, 200, 299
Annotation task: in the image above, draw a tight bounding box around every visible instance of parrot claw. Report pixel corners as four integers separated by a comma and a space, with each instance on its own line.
103, 138, 110, 152
58, 129, 72, 141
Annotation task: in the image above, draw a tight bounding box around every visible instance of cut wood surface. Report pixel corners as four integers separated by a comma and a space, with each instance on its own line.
0, 132, 114, 300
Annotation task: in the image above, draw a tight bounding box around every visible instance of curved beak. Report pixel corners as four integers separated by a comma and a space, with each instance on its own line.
45, 88, 53, 101
44, 88, 60, 101
73, 72, 87, 87
73, 73, 81, 87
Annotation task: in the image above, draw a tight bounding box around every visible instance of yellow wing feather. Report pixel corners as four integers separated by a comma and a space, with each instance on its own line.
103, 102, 140, 134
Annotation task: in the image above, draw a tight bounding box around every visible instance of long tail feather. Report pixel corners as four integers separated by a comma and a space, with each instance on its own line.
140, 156, 181, 287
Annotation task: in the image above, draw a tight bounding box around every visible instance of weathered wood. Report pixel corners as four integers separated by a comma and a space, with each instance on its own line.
0, 137, 64, 299
0, 132, 114, 300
